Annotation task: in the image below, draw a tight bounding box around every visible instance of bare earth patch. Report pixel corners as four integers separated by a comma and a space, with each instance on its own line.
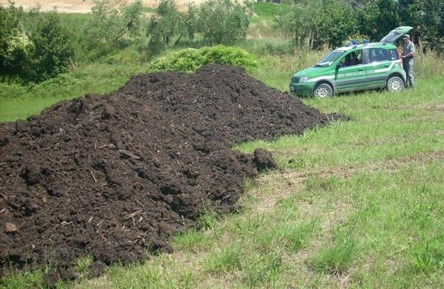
0, 0, 210, 12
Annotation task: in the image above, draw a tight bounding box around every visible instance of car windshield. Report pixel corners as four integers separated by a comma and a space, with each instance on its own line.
315, 50, 345, 67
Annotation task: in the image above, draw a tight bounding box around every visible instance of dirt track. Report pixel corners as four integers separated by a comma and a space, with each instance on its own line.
0, 64, 338, 286
0, 0, 209, 12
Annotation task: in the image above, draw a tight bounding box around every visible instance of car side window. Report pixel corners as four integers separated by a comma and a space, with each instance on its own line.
340, 50, 363, 67
389, 49, 399, 60
368, 48, 389, 62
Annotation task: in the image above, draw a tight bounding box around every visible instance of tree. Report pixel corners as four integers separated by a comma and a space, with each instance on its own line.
314, 0, 358, 48
123, 0, 144, 38
357, 0, 401, 42
273, 3, 314, 47
84, 0, 128, 50
0, 3, 32, 77
273, 0, 358, 49
196, 0, 249, 45
26, 12, 75, 82
146, 0, 184, 45
146, 0, 249, 53
418, 0, 444, 52
1, 3, 74, 83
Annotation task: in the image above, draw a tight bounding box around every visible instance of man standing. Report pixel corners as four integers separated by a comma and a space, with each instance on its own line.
401, 34, 415, 88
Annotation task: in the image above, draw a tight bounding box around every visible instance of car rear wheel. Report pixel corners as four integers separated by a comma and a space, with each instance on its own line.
313, 83, 333, 98
386, 76, 404, 92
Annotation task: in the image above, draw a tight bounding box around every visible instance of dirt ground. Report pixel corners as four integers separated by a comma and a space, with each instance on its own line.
0, 64, 338, 286
0, 0, 210, 12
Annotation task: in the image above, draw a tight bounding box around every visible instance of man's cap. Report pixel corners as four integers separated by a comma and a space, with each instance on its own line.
403, 34, 410, 39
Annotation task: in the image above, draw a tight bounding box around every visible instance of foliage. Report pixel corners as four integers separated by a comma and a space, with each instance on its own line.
26, 12, 75, 82
83, 0, 130, 52
271, 0, 444, 51
0, 3, 31, 77
418, 0, 444, 52
314, 1, 358, 48
146, 0, 187, 55
122, 0, 144, 38
0, 3, 75, 83
272, 3, 314, 47
196, 0, 249, 45
146, 0, 250, 54
146, 0, 183, 45
148, 45, 258, 73
272, 0, 358, 49
357, 0, 401, 42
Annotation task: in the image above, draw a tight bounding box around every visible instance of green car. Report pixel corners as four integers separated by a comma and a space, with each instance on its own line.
290, 26, 413, 97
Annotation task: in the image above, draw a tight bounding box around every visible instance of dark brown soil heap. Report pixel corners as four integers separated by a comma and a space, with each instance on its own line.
0, 64, 335, 283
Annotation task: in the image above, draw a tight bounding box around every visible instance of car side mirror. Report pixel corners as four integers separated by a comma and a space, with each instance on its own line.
336, 64, 342, 70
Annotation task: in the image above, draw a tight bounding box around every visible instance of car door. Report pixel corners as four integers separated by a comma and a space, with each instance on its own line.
362, 48, 392, 89
334, 49, 368, 93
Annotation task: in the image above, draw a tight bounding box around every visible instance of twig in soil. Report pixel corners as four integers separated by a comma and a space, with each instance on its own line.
118, 149, 141, 160
99, 144, 116, 149
123, 210, 143, 220
90, 170, 97, 183
135, 199, 146, 209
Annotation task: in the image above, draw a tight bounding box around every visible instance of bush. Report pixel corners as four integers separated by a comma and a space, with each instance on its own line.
0, 4, 32, 77
26, 12, 75, 82
0, 4, 75, 83
149, 45, 258, 72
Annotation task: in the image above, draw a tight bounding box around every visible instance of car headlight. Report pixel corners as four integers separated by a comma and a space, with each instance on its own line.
299, 76, 309, 82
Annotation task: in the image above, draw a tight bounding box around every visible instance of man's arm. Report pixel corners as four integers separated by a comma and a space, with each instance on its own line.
402, 43, 415, 58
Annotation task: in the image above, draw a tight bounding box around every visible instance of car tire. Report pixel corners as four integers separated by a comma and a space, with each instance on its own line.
386, 76, 404, 92
313, 83, 333, 98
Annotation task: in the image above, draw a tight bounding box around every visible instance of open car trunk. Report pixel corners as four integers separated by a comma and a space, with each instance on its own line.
380, 26, 413, 43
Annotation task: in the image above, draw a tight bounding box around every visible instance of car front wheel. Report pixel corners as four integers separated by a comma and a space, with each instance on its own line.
386, 76, 404, 92
313, 83, 333, 98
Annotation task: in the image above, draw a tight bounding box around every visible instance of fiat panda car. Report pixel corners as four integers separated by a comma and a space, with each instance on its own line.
290, 26, 413, 97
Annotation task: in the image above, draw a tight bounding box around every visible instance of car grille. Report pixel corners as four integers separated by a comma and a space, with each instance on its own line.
291, 76, 300, 83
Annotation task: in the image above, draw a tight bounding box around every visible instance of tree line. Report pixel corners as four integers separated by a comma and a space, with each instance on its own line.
1, 0, 442, 83
275, 0, 443, 50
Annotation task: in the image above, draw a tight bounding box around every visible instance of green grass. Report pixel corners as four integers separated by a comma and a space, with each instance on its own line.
248, 3, 291, 20
0, 58, 145, 122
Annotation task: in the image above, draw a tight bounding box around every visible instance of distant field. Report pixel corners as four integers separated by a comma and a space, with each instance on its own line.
0, 0, 210, 12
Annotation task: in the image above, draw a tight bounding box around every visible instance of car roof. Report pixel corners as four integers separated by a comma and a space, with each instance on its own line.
335, 42, 396, 52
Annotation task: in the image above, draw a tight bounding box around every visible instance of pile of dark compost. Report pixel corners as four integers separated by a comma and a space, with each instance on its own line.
0, 64, 337, 283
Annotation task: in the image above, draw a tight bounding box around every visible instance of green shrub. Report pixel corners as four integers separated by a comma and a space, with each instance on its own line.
0, 4, 32, 77
148, 45, 258, 72
1, 4, 75, 83
26, 12, 75, 82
